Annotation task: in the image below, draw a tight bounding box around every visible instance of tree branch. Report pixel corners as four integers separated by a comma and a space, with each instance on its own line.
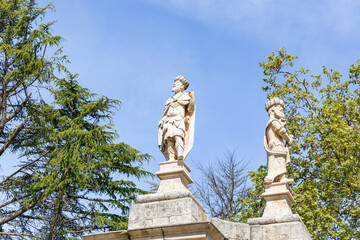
0, 232, 32, 240
6, 93, 32, 122
0, 115, 31, 156
0, 202, 35, 225
0, 150, 49, 185
0, 193, 32, 209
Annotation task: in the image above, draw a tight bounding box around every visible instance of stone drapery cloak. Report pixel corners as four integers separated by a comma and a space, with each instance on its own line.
264, 118, 290, 182
158, 91, 195, 159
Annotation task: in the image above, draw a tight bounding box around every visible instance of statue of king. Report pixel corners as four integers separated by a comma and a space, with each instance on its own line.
158, 76, 195, 161
264, 97, 294, 184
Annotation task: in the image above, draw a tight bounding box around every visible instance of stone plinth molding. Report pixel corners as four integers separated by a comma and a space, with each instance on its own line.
156, 160, 193, 192
137, 160, 193, 203
261, 181, 295, 218
84, 222, 227, 240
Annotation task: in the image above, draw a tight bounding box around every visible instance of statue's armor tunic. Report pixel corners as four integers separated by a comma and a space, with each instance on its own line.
160, 92, 191, 144
265, 118, 288, 182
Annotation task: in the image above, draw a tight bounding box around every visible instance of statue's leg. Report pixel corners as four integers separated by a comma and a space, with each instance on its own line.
265, 155, 275, 183
175, 136, 184, 160
166, 139, 176, 161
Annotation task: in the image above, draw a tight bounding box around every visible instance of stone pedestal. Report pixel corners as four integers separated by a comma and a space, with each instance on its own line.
247, 181, 312, 240
128, 195, 210, 230
136, 160, 193, 204
248, 214, 312, 240
261, 181, 295, 218
157, 160, 193, 192
129, 160, 210, 230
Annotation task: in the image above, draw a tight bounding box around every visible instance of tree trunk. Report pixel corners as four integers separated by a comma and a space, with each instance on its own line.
47, 189, 63, 240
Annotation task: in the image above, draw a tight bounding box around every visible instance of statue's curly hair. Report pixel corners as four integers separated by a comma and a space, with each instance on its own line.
265, 97, 284, 112
174, 75, 189, 90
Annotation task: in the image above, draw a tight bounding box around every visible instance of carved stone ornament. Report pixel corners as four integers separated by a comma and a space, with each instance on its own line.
257, 97, 299, 223
264, 97, 294, 184
158, 76, 195, 161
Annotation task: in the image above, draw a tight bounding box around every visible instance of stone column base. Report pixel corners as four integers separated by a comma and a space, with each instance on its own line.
248, 214, 312, 240
261, 181, 295, 218
128, 196, 210, 230
128, 160, 210, 230
246, 180, 312, 240
137, 160, 193, 203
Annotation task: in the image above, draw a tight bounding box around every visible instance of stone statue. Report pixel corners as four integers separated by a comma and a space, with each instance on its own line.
264, 97, 294, 183
158, 76, 195, 161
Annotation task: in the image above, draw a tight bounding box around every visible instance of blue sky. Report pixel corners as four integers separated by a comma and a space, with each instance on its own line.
4, 0, 360, 189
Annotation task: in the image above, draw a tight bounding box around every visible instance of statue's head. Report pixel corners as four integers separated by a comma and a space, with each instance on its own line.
265, 97, 285, 119
172, 76, 189, 93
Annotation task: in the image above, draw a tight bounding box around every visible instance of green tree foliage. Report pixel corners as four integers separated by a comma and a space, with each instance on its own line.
2, 75, 152, 239
238, 49, 360, 239
236, 165, 266, 222
0, 1, 153, 238
0, 0, 62, 157
0, 0, 65, 232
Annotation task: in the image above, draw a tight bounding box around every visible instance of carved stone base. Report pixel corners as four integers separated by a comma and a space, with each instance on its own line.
248, 214, 312, 240
245, 181, 312, 239
137, 160, 193, 203
128, 160, 210, 230
128, 196, 210, 230
156, 160, 193, 193
261, 181, 295, 218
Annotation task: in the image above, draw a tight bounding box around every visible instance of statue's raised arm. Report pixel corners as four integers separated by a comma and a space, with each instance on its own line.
264, 97, 294, 184
158, 76, 195, 161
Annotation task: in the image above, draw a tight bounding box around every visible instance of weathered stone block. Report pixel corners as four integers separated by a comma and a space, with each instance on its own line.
128, 196, 209, 230
249, 216, 312, 240
250, 225, 264, 240
211, 218, 250, 240
152, 216, 170, 227
170, 214, 193, 224
83, 231, 129, 240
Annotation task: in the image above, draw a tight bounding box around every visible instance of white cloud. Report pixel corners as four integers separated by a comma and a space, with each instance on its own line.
146, 0, 360, 45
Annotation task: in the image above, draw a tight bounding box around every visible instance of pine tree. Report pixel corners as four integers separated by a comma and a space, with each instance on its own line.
2, 75, 152, 239
0, 0, 66, 235
0, 1, 153, 238
0, 0, 63, 158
